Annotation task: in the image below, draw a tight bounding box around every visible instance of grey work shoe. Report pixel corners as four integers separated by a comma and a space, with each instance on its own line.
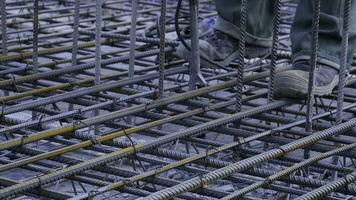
274, 60, 341, 98
180, 18, 216, 39
175, 29, 270, 67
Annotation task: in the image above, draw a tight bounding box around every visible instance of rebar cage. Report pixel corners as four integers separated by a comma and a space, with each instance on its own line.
0, 0, 356, 199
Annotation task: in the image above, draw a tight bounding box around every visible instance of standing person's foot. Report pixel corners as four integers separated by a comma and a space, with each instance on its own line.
180, 18, 216, 39
273, 60, 343, 98
175, 28, 270, 67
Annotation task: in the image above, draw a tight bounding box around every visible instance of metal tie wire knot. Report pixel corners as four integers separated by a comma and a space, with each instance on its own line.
147, 167, 159, 191
36, 114, 45, 128
20, 132, 30, 146
122, 177, 135, 188
144, 101, 155, 112
90, 135, 100, 145
11, 74, 19, 92
35, 175, 43, 195
264, 177, 273, 189
112, 97, 123, 106
204, 146, 219, 169
24, 63, 31, 74
270, 129, 279, 137
237, 137, 245, 145
72, 108, 83, 120
68, 79, 77, 88
73, 119, 89, 130
123, 128, 137, 153
201, 104, 208, 113
137, 180, 147, 189
87, 189, 99, 200
153, 87, 160, 99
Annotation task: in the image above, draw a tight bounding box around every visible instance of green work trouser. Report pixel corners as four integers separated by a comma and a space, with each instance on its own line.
214, 0, 356, 69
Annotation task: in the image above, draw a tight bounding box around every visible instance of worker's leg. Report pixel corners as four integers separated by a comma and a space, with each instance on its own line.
274, 0, 356, 98
175, 0, 274, 66
214, 0, 275, 47
291, 0, 356, 68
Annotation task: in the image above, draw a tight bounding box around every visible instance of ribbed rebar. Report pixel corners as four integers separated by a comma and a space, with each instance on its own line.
0, 0, 7, 55
332, 0, 352, 181
304, 0, 321, 161
33, 0, 39, 72
1, 2, 355, 199
95, 0, 102, 85
0, 99, 236, 173
129, 0, 138, 79
188, 0, 201, 91
335, 0, 351, 125
267, 0, 282, 102
220, 142, 356, 200
0, 48, 170, 89
305, 0, 320, 133
235, 0, 247, 112
296, 172, 356, 200
69, 0, 81, 112
0, 101, 286, 199
71, 0, 80, 67
142, 117, 356, 200
31, 0, 40, 121
80, 30, 180, 46
158, 0, 166, 98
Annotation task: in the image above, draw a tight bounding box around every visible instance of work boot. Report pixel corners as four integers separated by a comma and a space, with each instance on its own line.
274, 60, 342, 98
180, 18, 216, 39
155, 18, 216, 66
175, 29, 270, 67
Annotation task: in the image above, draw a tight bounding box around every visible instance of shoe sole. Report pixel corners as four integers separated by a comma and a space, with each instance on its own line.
273, 70, 340, 99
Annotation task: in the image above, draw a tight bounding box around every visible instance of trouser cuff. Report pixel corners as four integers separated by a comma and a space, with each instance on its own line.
214, 17, 273, 48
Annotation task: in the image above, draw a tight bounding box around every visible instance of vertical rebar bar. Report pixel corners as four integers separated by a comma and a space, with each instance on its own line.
158, 0, 166, 98
267, 0, 282, 103
335, 0, 351, 126
33, 0, 39, 73
264, 0, 282, 150
186, 0, 201, 149
72, 0, 80, 68
69, 0, 80, 111
0, 0, 9, 97
94, 0, 102, 133
32, 0, 39, 120
332, 0, 351, 181
0, 0, 7, 56
304, 0, 321, 160
235, 0, 247, 112
188, 0, 200, 91
127, 0, 139, 126
95, 0, 102, 86
129, 0, 138, 79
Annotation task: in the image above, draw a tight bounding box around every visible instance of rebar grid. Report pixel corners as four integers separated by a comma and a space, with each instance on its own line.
0, 1, 355, 200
